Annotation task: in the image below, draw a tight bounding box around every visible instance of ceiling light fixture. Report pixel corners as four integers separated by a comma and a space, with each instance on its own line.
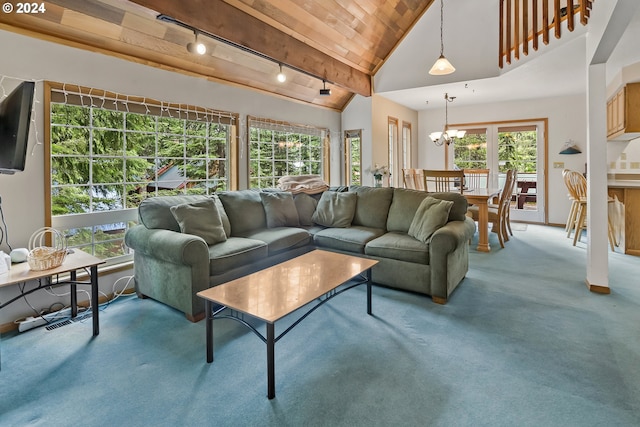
187, 30, 206, 55
277, 64, 287, 83
319, 80, 331, 96
429, 0, 455, 75
429, 93, 465, 146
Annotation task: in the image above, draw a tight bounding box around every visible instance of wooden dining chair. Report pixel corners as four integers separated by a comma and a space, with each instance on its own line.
564, 169, 616, 250
467, 169, 516, 248
402, 168, 417, 189
422, 169, 465, 193
463, 168, 490, 190
414, 168, 426, 191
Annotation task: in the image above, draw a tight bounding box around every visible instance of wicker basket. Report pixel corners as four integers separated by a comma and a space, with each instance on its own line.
27, 227, 68, 271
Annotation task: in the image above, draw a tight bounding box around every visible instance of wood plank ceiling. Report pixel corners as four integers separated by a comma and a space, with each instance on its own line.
0, 0, 434, 111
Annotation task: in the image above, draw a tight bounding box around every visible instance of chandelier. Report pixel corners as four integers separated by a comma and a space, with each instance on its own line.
429, 93, 466, 146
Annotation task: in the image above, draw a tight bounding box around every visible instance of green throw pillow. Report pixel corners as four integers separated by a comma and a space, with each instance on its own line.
312, 191, 357, 228
170, 198, 227, 245
408, 196, 454, 243
294, 193, 318, 226
260, 192, 300, 228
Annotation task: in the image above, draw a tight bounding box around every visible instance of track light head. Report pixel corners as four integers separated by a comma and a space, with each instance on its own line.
187, 31, 206, 55
319, 80, 331, 96
277, 64, 286, 83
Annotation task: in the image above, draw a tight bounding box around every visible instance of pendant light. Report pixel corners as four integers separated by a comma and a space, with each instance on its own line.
429, 0, 455, 75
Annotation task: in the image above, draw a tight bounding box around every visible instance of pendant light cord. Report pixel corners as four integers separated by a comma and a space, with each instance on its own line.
439, 0, 444, 56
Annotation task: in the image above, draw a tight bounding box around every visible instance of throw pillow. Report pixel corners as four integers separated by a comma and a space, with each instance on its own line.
169, 198, 227, 245
311, 191, 357, 228
260, 192, 300, 228
408, 196, 454, 243
294, 193, 319, 226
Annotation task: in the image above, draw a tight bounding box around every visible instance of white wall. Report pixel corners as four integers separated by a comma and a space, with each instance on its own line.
419, 94, 589, 225
0, 29, 340, 326
341, 94, 372, 185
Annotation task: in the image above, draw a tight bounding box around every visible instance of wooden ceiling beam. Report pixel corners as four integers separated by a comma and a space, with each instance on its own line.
129, 0, 372, 97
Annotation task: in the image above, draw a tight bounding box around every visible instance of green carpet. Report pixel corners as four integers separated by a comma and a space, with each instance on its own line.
1, 225, 640, 426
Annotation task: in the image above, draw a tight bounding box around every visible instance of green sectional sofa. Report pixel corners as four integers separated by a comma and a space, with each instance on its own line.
124, 187, 476, 321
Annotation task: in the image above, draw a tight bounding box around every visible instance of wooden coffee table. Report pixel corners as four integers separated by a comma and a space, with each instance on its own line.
197, 249, 378, 399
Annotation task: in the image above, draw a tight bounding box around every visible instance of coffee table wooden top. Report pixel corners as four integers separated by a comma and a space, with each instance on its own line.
197, 249, 378, 323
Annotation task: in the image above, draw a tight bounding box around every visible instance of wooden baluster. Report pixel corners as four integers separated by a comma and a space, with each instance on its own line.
543, 0, 549, 45
554, 0, 561, 39
514, 0, 520, 59
499, 0, 504, 68
567, 0, 575, 31
533, 0, 539, 50
581, 0, 588, 25
523, 0, 529, 55
506, 0, 512, 65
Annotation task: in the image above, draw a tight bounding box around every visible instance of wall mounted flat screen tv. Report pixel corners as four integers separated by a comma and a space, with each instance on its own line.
0, 81, 35, 175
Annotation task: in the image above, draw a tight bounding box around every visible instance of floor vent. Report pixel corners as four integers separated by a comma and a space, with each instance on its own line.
46, 320, 72, 331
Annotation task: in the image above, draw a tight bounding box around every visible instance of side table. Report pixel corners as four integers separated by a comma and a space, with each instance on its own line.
0, 249, 105, 369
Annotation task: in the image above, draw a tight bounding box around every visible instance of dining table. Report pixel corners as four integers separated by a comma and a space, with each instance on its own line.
463, 187, 502, 252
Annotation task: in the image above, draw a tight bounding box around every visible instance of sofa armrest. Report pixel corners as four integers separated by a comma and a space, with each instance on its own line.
429, 219, 473, 301
125, 225, 209, 266
430, 219, 472, 252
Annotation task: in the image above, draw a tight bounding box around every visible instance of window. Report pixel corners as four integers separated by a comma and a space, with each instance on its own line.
402, 121, 412, 170
344, 129, 362, 186
46, 82, 238, 265
452, 120, 546, 223
388, 117, 398, 187
248, 116, 329, 188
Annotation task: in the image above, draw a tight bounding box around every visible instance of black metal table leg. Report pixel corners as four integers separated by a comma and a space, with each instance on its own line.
90, 265, 99, 336
70, 270, 78, 318
367, 268, 372, 315
206, 300, 214, 363
267, 322, 275, 399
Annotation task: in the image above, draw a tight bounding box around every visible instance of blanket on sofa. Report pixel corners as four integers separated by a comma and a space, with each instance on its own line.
277, 174, 329, 194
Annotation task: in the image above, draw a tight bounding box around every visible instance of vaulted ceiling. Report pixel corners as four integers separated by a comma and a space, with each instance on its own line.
0, 0, 435, 111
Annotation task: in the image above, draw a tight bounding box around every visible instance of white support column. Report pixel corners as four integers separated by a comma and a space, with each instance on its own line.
585, 63, 610, 293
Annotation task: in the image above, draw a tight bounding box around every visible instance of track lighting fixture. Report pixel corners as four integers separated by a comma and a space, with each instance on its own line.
277, 64, 286, 83
187, 31, 206, 55
319, 80, 331, 96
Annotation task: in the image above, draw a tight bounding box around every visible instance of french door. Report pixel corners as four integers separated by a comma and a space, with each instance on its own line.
452, 120, 546, 223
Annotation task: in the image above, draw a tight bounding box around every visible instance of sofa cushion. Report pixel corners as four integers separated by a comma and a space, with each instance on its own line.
365, 232, 430, 265
208, 237, 268, 275
349, 186, 393, 229
170, 198, 227, 245
138, 195, 209, 231
294, 193, 318, 226
387, 188, 468, 233
218, 190, 267, 235
212, 195, 231, 237
260, 192, 300, 228
313, 226, 385, 253
240, 227, 311, 255
312, 191, 357, 228
408, 196, 454, 243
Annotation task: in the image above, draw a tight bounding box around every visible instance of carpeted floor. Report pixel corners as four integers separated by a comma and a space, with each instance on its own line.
1, 225, 640, 427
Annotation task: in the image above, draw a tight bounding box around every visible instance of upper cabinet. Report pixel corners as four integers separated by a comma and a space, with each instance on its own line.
607, 83, 640, 141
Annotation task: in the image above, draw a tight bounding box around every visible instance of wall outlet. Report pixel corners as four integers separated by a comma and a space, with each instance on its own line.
553, 162, 564, 169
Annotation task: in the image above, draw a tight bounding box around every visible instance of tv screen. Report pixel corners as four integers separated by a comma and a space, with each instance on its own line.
0, 81, 35, 174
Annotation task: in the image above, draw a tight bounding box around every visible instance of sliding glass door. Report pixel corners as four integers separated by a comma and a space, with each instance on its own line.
453, 121, 546, 223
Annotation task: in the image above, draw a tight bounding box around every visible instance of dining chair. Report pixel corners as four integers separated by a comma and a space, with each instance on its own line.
413, 169, 426, 191
467, 169, 516, 248
402, 168, 417, 189
564, 169, 616, 250
422, 169, 465, 193
463, 168, 490, 190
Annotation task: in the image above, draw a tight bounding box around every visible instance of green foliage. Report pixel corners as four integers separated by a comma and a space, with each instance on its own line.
50, 101, 232, 260
454, 130, 538, 173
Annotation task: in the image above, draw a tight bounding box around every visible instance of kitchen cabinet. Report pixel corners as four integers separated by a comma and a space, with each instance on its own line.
608, 183, 640, 256
607, 83, 640, 141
